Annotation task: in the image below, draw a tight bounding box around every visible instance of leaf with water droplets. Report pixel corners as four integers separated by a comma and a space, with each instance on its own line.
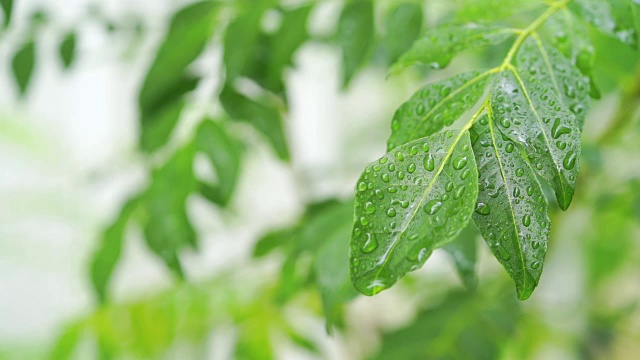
471, 115, 550, 300
490, 68, 581, 210
390, 24, 516, 74
351, 130, 478, 296
515, 37, 591, 128
572, 0, 638, 48
387, 70, 492, 150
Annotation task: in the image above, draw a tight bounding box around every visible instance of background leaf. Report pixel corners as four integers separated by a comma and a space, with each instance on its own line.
383, 3, 423, 64
58, 31, 77, 69
336, 0, 374, 88
0, 0, 12, 28
11, 40, 36, 97
443, 222, 479, 290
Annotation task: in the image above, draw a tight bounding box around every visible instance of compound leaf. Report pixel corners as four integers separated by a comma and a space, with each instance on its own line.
390, 24, 516, 74
351, 130, 478, 296
387, 70, 492, 151
471, 115, 550, 300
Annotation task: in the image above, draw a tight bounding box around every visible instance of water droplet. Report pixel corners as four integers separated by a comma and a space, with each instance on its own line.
475, 203, 490, 215
416, 103, 426, 115
408, 234, 419, 241
422, 143, 430, 152
400, 200, 409, 208
516, 168, 524, 177
388, 163, 396, 172
395, 152, 405, 162
445, 181, 454, 192
365, 202, 375, 214
382, 174, 390, 182
522, 214, 531, 227
386, 208, 397, 217
461, 168, 471, 180
379, 158, 388, 164
513, 187, 521, 197
500, 117, 511, 128
358, 182, 367, 192
453, 156, 468, 170
531, 241, 540, 249
354, 227, 362, 236
397, 171, 405, 180
407, 163, 416, 173
423, 154, 435, 171
424, 200, 443, 215
526, 186, 534, 196
375, 189, 384, 199
563, 151, 577, 170
556, 141, 567, 149
361, 233, 378, 253
454, 186, 466, 199
505, 143, 515, 153
360, 217, 369, 226
531, 261, 540, 269
410, 146, 418, 155
551, 118, 571, 139
388, 187, 397, 193
495, 243, 511, 261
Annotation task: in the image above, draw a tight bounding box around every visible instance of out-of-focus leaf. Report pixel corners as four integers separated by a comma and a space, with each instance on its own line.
142, 144, 198, 277
384, 3, 423, 64
471, 115, 549, 300
59, 31, 77, 69
1, 0, 13, 28
253, 227, 298, 258
11, 40, 36, 97
235, 320, 274, 360
219, 85, 289, 161
336, 0, 374, 88
138, 1, 218, 152
223, 5, 265, 82
443, 222, 478, 290
351, 131, 478, 296
195, 120, 243, 206
90, 197, 140, 304
454, 0, 545, 22
572, 0, 638, 48
390, 24, 516, 75
50, 323, 83, 360
387, 70, 492, 151
372, 289, 520, 360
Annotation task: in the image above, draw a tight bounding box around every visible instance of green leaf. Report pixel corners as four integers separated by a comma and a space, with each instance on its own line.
572, 0, 638, 48
471, 115, 550, 300
490, 68, 581, 210
351, 130, 478, 296
516, 37, 591, 128
58, 31, 77, 69
252, 227, 298, 258
142, 144, 198, 277
138, 1, 218, 152
387, 70, 492, 151
454, 0, 545, 22
11, 40, 36, 97
384, 3, 423, 64
50, 323, 83, 360
336, 0, 374, 88
390, 24, 516, 75
223, 5, 265, 82
0, 0, 12, 28
219, 85, 290, 161
443, 222, 478, 290
90, 197, 140, 304
195, 120, 243, 206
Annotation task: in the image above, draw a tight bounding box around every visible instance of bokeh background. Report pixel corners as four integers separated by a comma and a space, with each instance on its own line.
0, 0, 639, 359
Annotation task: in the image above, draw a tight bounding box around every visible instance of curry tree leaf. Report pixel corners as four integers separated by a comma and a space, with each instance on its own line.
387, 70, 492, 151
142, 144, 198, 277
390, 24, 516, 74
351, 130, 478, 296
336, 0, 374, 88
138, 1, 218, 152
490, 69, 580, 210
59, 31, 77, 69
0, 0, 12, 28
90, 197, 140, 304
11, 40, 36, 97
572, 0, 638, 48
384, 3, 423, 64
443, 222, 478, 290
195, 119, 243, 207
471, 115, 550, 300
219, 85, 289, 161
517, 37, 591, 128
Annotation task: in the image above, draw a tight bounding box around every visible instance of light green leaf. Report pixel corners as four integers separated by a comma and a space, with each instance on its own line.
471, 115, 550, 300
138, 1, 218, 152
59, 31, 77, 69
387, 70, 492, 151
443, 222, 478, 290
195, 120, 243, 206
516, 37, 591, 128
384, 3, 423, 64
90, 197, 140, 304
390, 24, 516, 75
572, 0, 638, 47
0, 0, 12, 28
11, 40, 36, 97
351, 130, 478, 296
219, 85, 289, 161
50, 322, 83, 360
252, 227, 298, 258
490, 69, 580, 210
455, 0, 545, 22
336, 0, 374, 88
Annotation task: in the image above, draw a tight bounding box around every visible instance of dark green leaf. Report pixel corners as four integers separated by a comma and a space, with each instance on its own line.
0, 0, 12, 28
471, 115, 550, 300
490, 68, 580, 210
11, 40, 36, 97
390, 24, 516, 74
336, 0, 374, 87
351, 130, 478, 296
223, 5, 265, 82
90, 197, 140, 303
138, 1, 218, 152
59, 31, 77, 69
443, 222, 478, 290
195, 120, 243, 206
219, 85, 289, 161
387, 70, 492, 151
384, 3, 423, 64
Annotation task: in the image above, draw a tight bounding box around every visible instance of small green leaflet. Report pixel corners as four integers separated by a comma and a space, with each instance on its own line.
59, 31, 77, 69
383, 3, 423, 64
387, 70, 491, 151
11, 40, 36, 97
351, 130, 478, 295
490, 69, 581, 210
336, 0, 374, 88
390, 24, 516, 75
471, 115, 550, 300
195, 120, 243, 206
